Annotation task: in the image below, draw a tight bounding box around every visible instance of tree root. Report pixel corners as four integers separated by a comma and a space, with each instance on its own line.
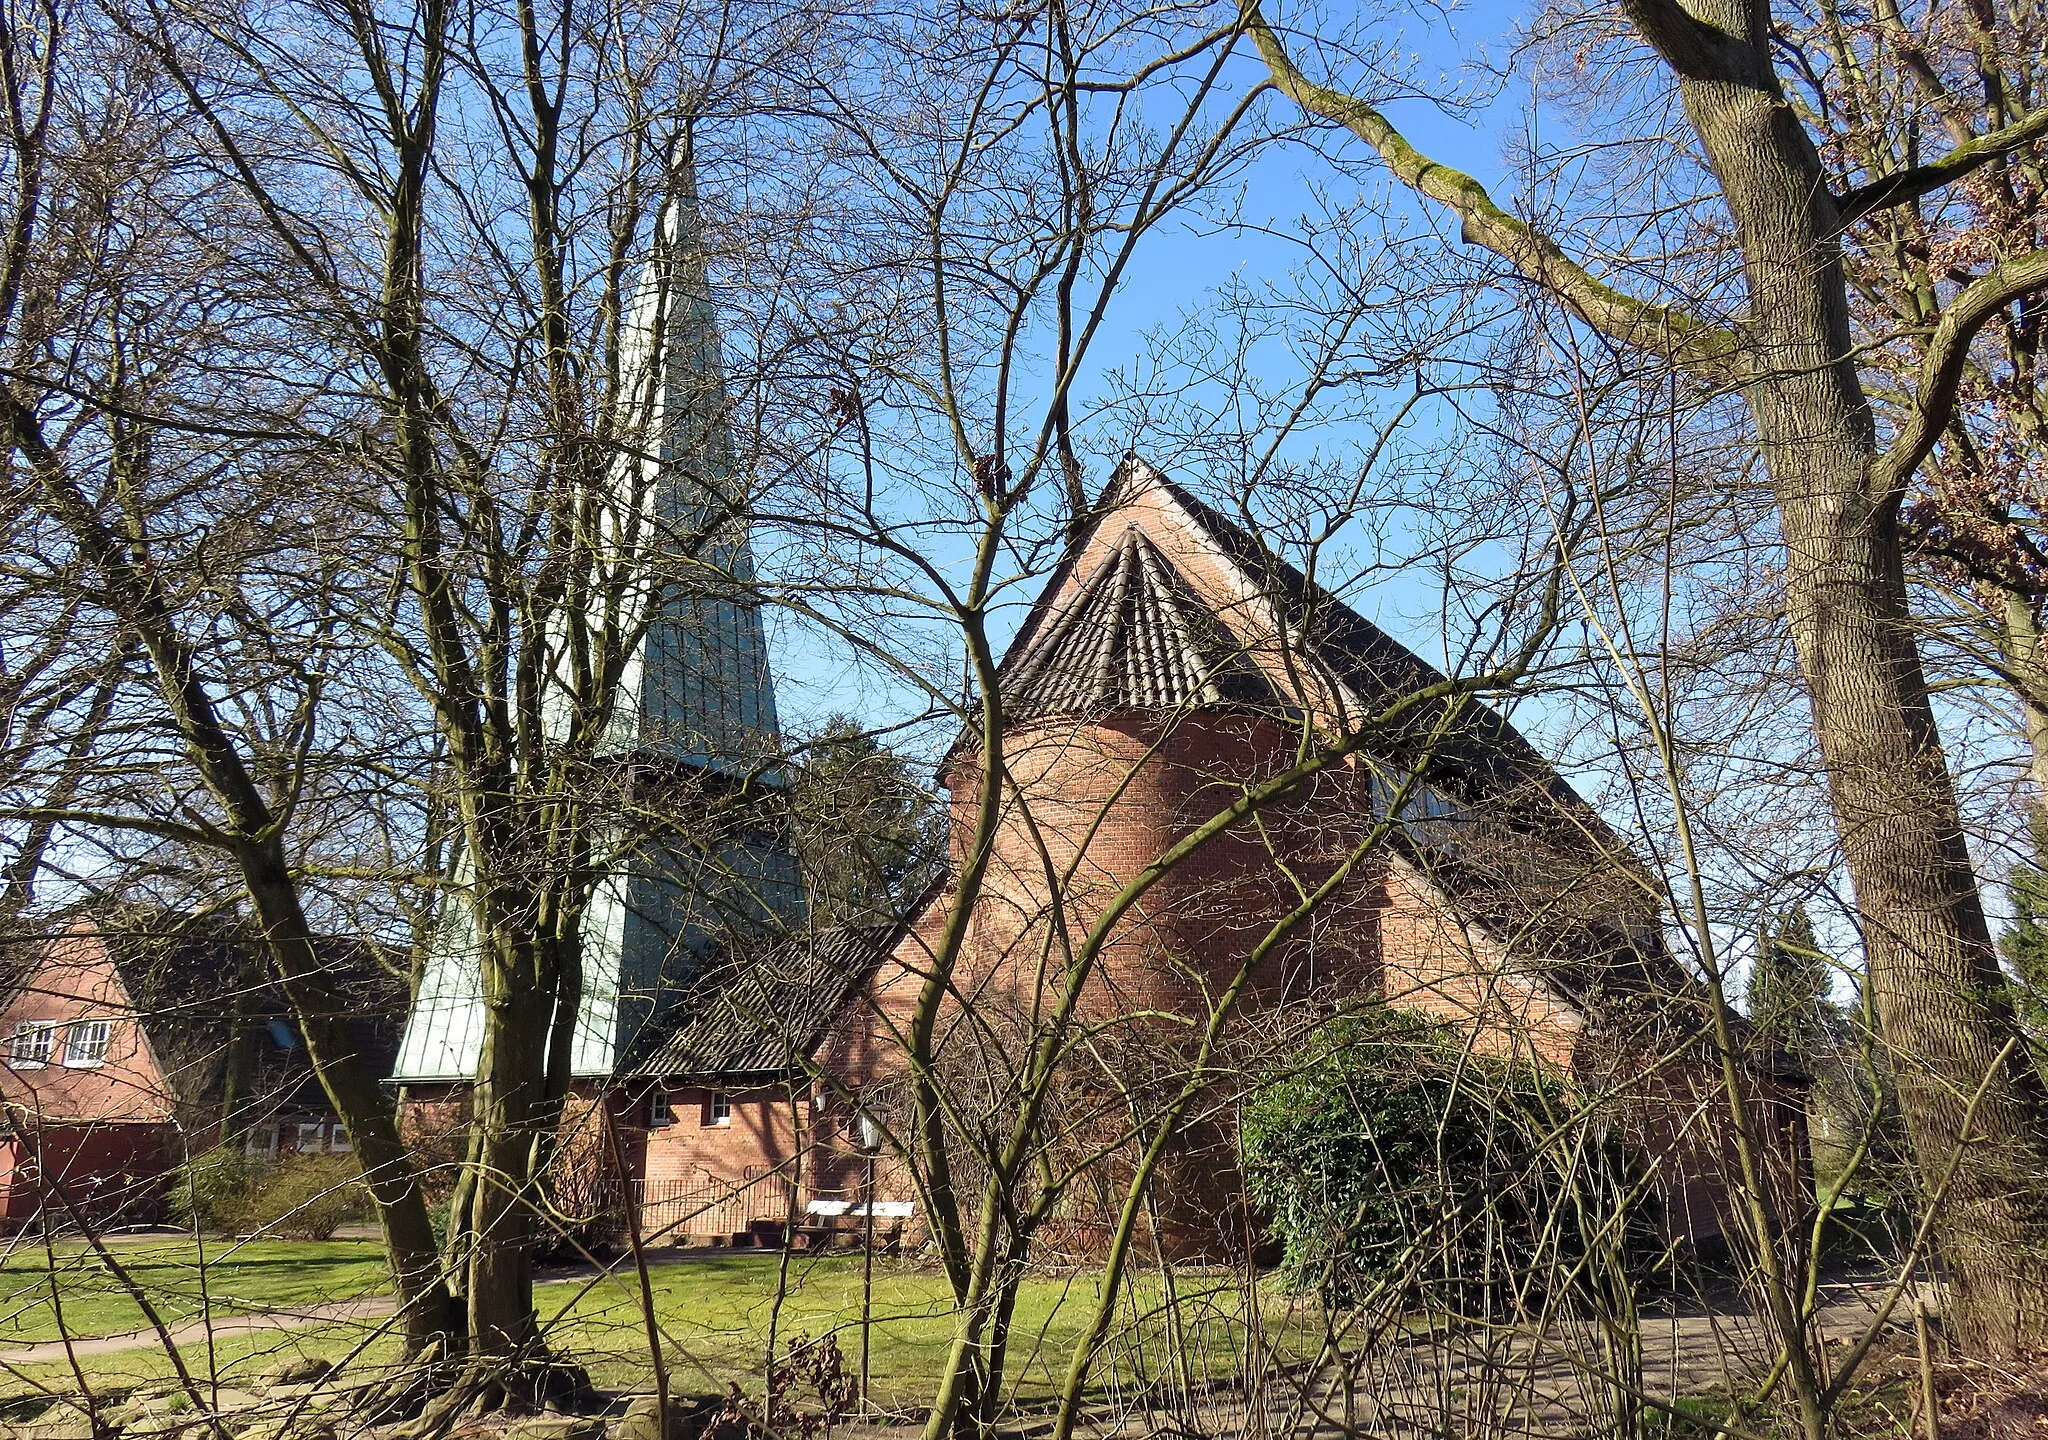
384, 1349, 600, 1436
341, 1343, 466, 1429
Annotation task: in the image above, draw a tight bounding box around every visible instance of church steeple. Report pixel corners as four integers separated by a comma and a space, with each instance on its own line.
575, 150, 785, 773
392, 154, 805, 1084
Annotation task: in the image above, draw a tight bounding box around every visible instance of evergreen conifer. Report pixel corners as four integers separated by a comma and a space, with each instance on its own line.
1747, 904, 1833, 1058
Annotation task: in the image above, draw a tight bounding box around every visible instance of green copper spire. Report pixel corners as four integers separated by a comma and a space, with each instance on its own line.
393, 153, 805, 1084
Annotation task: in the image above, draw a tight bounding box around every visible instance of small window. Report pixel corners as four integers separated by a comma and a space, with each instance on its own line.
328, 1123, 351, 1154
706, 1093, 731, 1127
646, 1091, 675, 1128
62, 1019, 110, 1068
296, 1121, 326, 1152
9, 1022, 52, 1069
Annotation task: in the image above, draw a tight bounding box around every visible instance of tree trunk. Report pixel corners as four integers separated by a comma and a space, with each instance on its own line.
1668, 23, 2048, 1352
1997, 588, 2048, 796
10, 407, 463, 1364
1246, 0, 2048, 1335
465, 939, 552, 1362
458, 914, 587, 1401
239, 845, 459, 1360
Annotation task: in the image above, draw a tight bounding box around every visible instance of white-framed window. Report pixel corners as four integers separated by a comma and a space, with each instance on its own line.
62, 1018, 110, 1068
706, 1093, 732, 1127
328, 1123, 351, 1154
8, 1021, 53, 1069
296, 1121, 326, 1152
646, 1091, 675, 1128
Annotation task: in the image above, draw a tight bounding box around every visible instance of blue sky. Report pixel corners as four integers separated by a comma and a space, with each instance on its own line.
763, 0, 1542, 741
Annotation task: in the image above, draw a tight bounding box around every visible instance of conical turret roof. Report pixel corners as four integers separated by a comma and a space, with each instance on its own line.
999, 526, 1285, 720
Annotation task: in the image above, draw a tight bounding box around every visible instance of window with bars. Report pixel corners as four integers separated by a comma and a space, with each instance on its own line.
63, 1019, 110, 1068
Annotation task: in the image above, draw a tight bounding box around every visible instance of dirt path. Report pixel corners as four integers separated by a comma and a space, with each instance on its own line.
0, 1297, 401, 1365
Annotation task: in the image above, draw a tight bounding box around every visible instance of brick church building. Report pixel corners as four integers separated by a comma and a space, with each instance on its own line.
387, 162, 1794, 1256
609, 458, 1799, 1256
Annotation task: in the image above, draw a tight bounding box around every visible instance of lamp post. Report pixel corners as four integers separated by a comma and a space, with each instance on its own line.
856, 1109, 882, 1411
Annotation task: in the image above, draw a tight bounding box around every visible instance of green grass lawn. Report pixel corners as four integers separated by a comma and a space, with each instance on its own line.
0, 1241, 1325, 1419
0, 1237, 392, 1346
540, 1252, 1322, 1410
0, 1320, 411, 1427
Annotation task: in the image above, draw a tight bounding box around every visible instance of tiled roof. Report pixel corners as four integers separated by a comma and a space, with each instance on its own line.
999, 526, 1285, 720
975, 464, 1585, 815
1002, 467, 1550, 805
628, 924, 891, 1080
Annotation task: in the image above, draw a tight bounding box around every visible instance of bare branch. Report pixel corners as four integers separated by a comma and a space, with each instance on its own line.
1874, 247, 2048, 501
1242, 0, 1742, 377
1838, 105, 2048, 226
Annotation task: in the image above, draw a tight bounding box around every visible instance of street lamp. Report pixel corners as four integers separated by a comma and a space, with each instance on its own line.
856, 1109, 882, 1411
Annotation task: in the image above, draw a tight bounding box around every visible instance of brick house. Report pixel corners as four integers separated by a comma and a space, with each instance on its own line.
0, 913, 404, 1229
611, 458, 1804, 1256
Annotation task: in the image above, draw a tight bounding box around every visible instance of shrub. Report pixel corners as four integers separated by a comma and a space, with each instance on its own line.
166, 1147, 252, 1234
167, 1149, 370, 1240
246, 1154, 371, 1241
1240, 1003, 1643, 1308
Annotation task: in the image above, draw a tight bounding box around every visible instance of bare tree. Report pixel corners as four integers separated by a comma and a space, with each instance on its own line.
0, 0, 458, 1364
1244, 0, 2048, 1353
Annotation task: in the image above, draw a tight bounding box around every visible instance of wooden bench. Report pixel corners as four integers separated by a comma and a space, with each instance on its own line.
796, 1199, 914, 1251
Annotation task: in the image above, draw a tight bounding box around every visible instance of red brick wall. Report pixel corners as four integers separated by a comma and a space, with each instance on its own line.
0, 929, 179, 1125
1377, 856, 1586, 1069
638, 1083, 801, 1188
0, 1123, 172, 1229
399, 1080, 825, 1246
942, 711, 1385, 1028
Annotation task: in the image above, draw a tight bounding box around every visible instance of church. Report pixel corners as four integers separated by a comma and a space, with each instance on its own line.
611, 459, 1804, 1256
386, 180, 1805, 1258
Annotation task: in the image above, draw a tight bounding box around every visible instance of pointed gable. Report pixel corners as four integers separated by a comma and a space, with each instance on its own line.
960, 458, 1685, 1010
0, 925, 176, 1124
973, 456, 1569, 785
